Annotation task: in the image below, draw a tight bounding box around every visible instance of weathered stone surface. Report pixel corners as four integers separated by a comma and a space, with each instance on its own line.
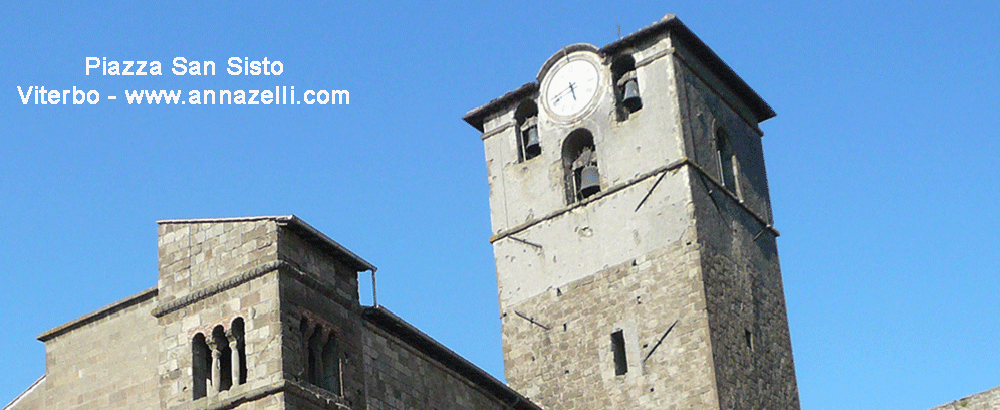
477, 16, 799, 410
929, 386, 1000, 410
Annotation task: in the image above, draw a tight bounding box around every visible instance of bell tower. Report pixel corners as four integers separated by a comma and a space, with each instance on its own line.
464, 15, 800, 409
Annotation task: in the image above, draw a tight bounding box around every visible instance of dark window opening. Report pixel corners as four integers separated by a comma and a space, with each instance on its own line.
192, 333, 210, 400
301, 318, 343, 396
212, 326, 233, 392
515, 100, 540, 162
611, 330, 628, 376
562, 129, 600, 204
611, 54, 642, 120
192, 318, 247, 401
716, 128, 738, 196
231, 318, 248, 385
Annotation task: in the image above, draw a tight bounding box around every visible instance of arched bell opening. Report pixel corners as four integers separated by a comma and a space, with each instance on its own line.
611, 54, 642, 119
514, 100, 540, 161
562, 129, 600, 204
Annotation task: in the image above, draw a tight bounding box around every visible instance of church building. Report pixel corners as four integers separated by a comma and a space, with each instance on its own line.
5, 15, 815, 410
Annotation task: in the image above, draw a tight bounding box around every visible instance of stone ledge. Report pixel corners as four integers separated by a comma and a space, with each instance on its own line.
181, 379, 350, 410
153, 259, 354, 318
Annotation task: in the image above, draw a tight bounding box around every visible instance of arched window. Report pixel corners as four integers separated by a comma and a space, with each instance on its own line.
191, 318, 247, 401
298, 316, 343, 396
611, 54, 642, 120
230, 318, 247, 385
212, 326, 233, 392
320, 334, 340, 393
192, 333, 210, 399
514, 100, 540, 161
562, 129, 600, 204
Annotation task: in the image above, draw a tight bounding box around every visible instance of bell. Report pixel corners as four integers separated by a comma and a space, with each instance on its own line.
579, 164, 600, 198
524, 125, 540, 158
622, 78, 642, 112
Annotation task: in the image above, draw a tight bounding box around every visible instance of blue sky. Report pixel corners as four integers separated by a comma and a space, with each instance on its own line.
2, 2, 998, 409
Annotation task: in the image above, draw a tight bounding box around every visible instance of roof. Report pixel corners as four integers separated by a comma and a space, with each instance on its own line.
158, 215, 376, 273
463, 14, 775, 132
361, 306, 542, 410
37, 287, 158, 342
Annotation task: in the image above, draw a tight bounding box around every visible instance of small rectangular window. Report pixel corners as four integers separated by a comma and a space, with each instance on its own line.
611, 330, 628, 376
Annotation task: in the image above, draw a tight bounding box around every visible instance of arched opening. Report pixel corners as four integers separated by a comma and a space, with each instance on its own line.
611, 54, 641, 119
514, 100, 540, 161
212, 325, 233, 392
192, 333, 210, 400
562, 129, 600, 204
231, 318, 247, 386
321, 333, 340, 393
307, 327, 327, 388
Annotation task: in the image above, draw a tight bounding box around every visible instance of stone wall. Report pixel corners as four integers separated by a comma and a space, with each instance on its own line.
157, 218, 279, 308
362, 323, 519, 410
675, 43, 799, 409
155, 218, 287, 410
37, 290, 161, 410
500, 237, 722, 410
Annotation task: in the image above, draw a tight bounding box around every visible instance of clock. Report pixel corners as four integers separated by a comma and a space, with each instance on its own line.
545, 59, 599, 118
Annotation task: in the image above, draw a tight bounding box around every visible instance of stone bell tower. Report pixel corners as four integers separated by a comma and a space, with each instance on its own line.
153, 215, 375, 410
464, 15, 800, 409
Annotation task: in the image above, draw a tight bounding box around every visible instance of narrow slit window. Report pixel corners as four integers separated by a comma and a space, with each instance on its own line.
716, 128, 738, 196
611, 330, 628, 376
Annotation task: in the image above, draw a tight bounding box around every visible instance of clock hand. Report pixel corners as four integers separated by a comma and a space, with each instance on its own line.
568, 82, 577, 100
551, 84, 576, 104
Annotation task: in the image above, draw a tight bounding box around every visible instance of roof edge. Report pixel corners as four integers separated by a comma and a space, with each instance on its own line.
37, 287, 158, 342
463, 14, 775, 132
361, 306, 542, 410
277, 215, 376, 273
158, 215, 376, 273
462, 82, 538, 132
2, 375, 45, 410
600, 15, 775, 122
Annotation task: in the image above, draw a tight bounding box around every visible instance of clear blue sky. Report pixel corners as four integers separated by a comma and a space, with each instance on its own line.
2, 2, 998, 409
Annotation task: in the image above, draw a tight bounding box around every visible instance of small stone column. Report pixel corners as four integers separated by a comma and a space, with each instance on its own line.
207, 338, 222, 395
227, 329, 241, 387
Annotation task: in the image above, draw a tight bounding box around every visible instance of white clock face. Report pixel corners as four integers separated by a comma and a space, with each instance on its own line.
545, 59, 599, 117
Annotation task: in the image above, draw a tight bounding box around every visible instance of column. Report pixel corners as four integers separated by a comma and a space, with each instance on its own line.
207, 338, 222, 395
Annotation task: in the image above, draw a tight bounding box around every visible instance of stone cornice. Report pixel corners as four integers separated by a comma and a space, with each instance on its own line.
152, 259, 354, 318
180, 379, 350, 410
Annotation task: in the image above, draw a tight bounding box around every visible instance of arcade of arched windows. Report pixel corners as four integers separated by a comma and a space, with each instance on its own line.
192, 318, 247, 400
297, 314, 342, 396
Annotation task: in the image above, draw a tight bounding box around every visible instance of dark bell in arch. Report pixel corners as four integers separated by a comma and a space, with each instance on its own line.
622, 78, 642, 113
579, 164, 600, 198
524, 125, 540, 158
